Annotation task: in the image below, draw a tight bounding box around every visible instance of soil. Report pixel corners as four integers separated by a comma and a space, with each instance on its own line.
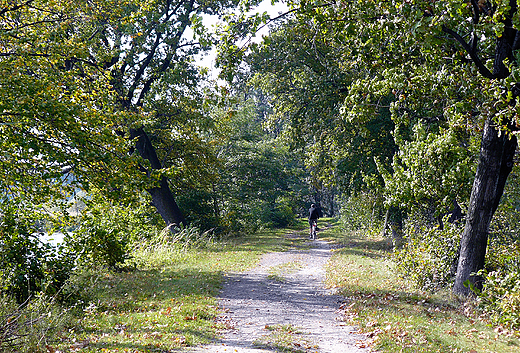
188, 233, 370, 353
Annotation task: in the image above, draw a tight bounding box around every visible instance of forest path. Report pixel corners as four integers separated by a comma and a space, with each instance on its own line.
188, 232, 370, 353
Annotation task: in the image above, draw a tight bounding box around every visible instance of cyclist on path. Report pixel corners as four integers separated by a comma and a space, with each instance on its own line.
308, 203, 320, 239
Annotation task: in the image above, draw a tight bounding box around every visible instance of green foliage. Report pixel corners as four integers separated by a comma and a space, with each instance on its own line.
244, 16, 396, 196
384, 125, 476, 217
394, 217, 462, 291
258, 198, 297, 229
477, 270, 520, 329
177, 189, 219, 232
0, 0, 133, 202
475, 171, 520, 328
208, 97, 306, 232
326, 227, 520, 353
67, 194, 160, 270
339, 193, 383, 234
0, 203, 74, 303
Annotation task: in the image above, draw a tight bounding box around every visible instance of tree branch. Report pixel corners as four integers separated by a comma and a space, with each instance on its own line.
0, 0, 35, 16
442, 25, 495, 79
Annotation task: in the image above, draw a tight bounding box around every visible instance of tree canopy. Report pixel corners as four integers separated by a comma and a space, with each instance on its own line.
3, 0, 520, 304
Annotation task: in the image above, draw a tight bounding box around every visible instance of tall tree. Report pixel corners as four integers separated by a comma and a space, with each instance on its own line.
243, 16, 396, 198
442, 0, 520, 295
218, 0, 520, 296
0, 0, 130, 202
2, 0, 250, 227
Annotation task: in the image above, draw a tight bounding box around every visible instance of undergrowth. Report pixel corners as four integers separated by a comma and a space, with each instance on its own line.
47, 225, 307, 352
323, 225, 520, 353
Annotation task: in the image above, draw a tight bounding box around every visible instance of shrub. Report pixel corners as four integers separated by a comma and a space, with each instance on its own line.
67, 194, 161, 270
477, 269, 520, 328
176, 189, 219, 231
394, 219, 462, 291
339, 193, 383, 235
0, 203, 74, 303
0, 294, 71, 352
259, 198, 296, 229
476, 201, 520, 328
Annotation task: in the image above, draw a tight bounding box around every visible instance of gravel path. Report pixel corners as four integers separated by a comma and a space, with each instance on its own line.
189, 237, 370, 353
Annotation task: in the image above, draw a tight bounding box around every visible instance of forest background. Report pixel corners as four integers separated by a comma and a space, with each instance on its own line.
1, 0, 520, 351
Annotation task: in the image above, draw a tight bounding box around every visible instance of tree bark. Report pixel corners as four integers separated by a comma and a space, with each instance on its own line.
453, 118, 517, 296
130, 127, 186, 227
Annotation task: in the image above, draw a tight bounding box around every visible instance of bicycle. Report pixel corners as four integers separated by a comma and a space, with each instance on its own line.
310, 219, 317, 240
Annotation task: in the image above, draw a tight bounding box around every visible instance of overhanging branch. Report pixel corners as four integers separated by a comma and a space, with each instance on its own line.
442, 25, 495, 79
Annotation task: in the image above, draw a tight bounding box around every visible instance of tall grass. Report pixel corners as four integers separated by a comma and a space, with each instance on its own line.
0, 294, 73, 352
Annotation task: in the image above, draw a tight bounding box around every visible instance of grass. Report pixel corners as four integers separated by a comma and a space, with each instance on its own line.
47, 218, 520, 352
322, 223, 520, 353
51, 225, 310, 352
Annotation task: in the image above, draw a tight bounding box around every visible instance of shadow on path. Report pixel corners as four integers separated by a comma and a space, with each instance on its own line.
188, 235, 370, 353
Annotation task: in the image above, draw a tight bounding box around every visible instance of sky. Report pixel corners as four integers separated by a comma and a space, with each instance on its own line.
195, 0, 290, 78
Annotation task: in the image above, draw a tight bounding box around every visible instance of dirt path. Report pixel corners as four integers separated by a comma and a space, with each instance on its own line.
189, 236, 370, 353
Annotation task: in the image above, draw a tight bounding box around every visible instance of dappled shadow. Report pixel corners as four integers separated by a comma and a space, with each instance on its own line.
69, 267, 224, 352
342, 237, 393, 253
84, 267, 223, 308
206, 240, 369, 352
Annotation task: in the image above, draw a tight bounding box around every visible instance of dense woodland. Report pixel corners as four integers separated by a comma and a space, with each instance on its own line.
2, 0, 520, 350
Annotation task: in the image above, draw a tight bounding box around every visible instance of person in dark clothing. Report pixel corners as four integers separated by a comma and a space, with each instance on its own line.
308, 203, 320, 239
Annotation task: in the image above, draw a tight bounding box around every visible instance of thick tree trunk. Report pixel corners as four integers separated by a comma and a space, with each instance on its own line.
130, 127, 187, 227
453, 118, 517, 296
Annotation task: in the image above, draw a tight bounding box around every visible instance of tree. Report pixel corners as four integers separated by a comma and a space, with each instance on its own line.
1, 1, 130, 202
308, 0, 520, 296
440, 0, 520, 296
243, 16, 396, 201
2, 0, 255, 228
208, 96, 308, 231
218, 0, 520, 296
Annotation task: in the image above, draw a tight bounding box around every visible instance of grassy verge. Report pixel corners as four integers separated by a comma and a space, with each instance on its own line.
51, 226, 310, 352
321, 223, 520, 353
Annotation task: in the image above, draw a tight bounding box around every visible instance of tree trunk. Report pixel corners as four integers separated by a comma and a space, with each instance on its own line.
453, 118, 517, 296
130, 127, 187, 227
381, 208, 389, 237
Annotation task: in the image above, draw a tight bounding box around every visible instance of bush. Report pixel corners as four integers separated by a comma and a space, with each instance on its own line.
176, 189, 219, 231
477, 269, 520, 329
475, 200, 520, 328
0, 203, 74, 303
339, 193, 383, 234
259, 198, 296, 229
0, 294, 72, 352
394, 219, 462, 291
67, 194, 160, 270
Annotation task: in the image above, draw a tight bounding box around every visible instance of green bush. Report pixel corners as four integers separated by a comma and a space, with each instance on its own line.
394, 219, 462, 290
477, 269, 520, 328
176, 189, 219, 231
67, 195, 160, 270
0, 204, 74, 303
339, 193, 383, 234
259, 198, 296, 229
476, 200, 520, 328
